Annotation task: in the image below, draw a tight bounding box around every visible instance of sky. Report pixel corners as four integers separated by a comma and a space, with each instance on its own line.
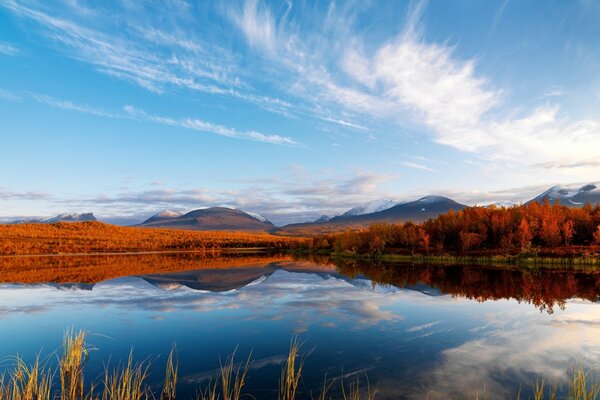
1, 0, 600, 225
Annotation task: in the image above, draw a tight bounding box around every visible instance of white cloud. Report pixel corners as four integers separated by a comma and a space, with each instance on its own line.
400, 161, 434, 172
123, 105, 297, 146
228, 0, 277, 54
227, 0, 600, 177
0, 41, 19, 55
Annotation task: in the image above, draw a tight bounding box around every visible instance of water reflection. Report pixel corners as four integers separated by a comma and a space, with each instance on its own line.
0, 254, 598, 399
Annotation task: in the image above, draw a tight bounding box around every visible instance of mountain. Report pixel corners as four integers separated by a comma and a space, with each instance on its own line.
331, 196, 466, 223
142, 210, 183, 224
138, 207, 274, 231
341, 199, 398, 217
313, 215, 333, 223
487, 201, 516, 208
275, 196, 467, 235
12, 213, 97, 224
528, 183, 600, 207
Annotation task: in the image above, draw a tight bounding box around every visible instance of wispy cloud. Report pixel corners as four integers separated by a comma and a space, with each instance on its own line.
0, 89, 297, 146
1, 0, 291, 113
400, 161, 434, 172
0, 188, 49, 201
0, 41, 19, 55
31, 93, 116, 118
226, 0, 600, 175
123, 105, 298, 146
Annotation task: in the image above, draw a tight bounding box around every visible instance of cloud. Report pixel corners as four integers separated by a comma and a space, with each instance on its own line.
228, 0, 278, 54
1, 0, 290, 113
226, 0, 600, 175
400, 161, 434, 172
0, 89, 297, 146
123, 105, 297, 146
0, 189, 50, 201
0, 41, 19, 55
31, 93, 116, 118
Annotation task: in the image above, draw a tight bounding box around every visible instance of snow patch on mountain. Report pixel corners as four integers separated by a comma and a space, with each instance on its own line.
314, 215, 333, 223
416, 196, 448, 204
244, 211, 269, 223
532, 183, 599, 203
154, 210, 182, 218
342, 199, 398, 217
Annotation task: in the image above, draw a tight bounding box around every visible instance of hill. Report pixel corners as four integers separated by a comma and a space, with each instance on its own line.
138, 207, 274, 231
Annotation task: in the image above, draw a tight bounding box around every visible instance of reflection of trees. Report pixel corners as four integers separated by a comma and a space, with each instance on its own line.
0, 253, 293, 284
333, 259, 600, 313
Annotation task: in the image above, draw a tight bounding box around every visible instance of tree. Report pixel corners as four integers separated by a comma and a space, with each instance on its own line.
517, 218, 533, 250
561, 220, 575, 246
540, 217, 561, 247
419, 228, 431, 254
594, 225, 600, 245
459, 231, 483, 252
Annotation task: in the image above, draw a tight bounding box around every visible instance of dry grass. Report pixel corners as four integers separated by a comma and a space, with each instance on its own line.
161, 349, 178, 400
279, 337, 307, 400
0, 357, 52, 400
100, 352, 151, 400
2, 330, 600, 400
568, 367, 600, 400
60, 329, 91, 400
340, 375, 377, 400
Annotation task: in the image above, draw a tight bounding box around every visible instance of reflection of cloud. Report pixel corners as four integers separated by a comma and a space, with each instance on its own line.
417, 304, 600, 399
406, 321, 440, 333
182, 354, 287, 384
0, 270, 403, 333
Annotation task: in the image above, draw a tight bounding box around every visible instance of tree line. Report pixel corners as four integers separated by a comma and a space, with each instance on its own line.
302, 201, 600, 256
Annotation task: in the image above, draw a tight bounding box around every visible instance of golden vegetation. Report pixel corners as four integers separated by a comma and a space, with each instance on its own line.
0, 221, 307, 256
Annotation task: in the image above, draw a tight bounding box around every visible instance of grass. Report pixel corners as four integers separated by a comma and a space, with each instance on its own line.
0, 330, 599, 399
332, 252, 600, 270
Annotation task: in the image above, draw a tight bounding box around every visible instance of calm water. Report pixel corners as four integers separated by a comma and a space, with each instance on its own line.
0, 254, 599, 399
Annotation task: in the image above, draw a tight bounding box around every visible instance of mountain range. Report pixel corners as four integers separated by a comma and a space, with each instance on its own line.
276, 195, 467, 235
527, 183, 599, 206
11, 213, 97, 224
8, 183, 599, 232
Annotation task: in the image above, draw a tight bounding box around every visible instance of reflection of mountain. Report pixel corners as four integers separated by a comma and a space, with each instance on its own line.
2, 253, 599, 313
138, 263, 445, 297
141, 266, 279, 292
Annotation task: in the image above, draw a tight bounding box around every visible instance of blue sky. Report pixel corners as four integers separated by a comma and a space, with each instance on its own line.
1, 0, 600, 225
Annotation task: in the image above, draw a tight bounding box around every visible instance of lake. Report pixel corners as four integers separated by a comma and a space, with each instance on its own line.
0, 253, 599, 399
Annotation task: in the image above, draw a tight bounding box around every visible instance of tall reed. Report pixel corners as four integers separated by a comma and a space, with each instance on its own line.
280, 337, 307, 400
60, 329, 90, 400
161, 349, 178, 400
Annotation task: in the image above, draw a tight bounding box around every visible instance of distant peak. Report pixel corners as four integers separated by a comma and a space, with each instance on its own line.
416, 195, 449, 203
242, 210, 269, 223
314, 215, 333, 223
342, 199, 397, 217
155, 209, 182, 218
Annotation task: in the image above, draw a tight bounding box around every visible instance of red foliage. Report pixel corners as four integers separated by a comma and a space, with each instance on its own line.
309, 201, 600, 256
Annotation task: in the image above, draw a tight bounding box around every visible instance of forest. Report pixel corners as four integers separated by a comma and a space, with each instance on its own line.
302, 201, 600, 257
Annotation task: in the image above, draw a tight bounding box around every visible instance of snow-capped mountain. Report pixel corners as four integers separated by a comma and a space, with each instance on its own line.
142, 210, 183, 225
487, 201, 516, 208
341, 199, 398, 217
244, 211, 268, 223
528, 183, 600, 207
139, 207, 274, 231
313, 215, 333, 223
12, 213, 96, 224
